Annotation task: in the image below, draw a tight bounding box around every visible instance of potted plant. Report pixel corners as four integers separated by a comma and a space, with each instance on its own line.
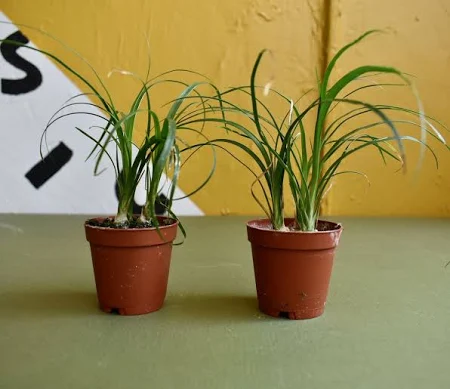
181, 30, 448, 319
1, 26, 215, 315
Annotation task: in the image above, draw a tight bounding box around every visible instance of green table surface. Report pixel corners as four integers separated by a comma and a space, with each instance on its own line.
1, 215, 450, 389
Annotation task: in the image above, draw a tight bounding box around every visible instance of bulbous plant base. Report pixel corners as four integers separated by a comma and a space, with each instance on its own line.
247, 218, 342, 320
85, 216, 178, 316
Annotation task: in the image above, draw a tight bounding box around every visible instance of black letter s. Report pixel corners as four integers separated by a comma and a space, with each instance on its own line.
1, 30, 43, 95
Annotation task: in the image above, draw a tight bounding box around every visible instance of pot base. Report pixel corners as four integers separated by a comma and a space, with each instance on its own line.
100, 304, 162, 316
260, 305, 325, 320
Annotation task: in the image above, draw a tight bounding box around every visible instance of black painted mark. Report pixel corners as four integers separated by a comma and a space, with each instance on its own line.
114, 180, 168, 216
25, 142, 73, 189
1, 30, 43, 95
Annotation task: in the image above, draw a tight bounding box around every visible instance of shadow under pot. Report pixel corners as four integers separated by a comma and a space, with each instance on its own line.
85, 217, 178, 316
247, 218, 342, 320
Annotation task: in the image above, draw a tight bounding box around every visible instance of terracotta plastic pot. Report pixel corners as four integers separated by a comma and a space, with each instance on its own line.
247, 218, 342, 320
85, 217, 178, 315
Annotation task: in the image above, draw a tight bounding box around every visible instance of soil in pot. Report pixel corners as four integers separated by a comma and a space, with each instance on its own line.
85, 216, 178, 316
247, 218, 342, 320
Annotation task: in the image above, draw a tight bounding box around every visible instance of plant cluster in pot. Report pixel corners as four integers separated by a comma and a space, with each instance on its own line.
192, 30, 448, 320
2, 27, 215, 315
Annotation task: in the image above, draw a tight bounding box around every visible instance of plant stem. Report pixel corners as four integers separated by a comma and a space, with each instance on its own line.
303, 214, 316, 232
272, 198, 285, 230
114, 212, 128, 225
139, 209, 147, 223
115, 203, 129, 225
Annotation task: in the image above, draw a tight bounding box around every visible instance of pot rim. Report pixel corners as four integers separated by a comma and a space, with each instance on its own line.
84, 215, 178, 232
247, 218, 342, 235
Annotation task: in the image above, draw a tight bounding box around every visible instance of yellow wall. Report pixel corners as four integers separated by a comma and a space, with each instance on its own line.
325, 0, 450, 217
3, 0, 450, 217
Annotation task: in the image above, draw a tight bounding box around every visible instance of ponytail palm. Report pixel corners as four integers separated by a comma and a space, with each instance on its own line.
0, 22, 216, 229
181, 30, 447, 231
